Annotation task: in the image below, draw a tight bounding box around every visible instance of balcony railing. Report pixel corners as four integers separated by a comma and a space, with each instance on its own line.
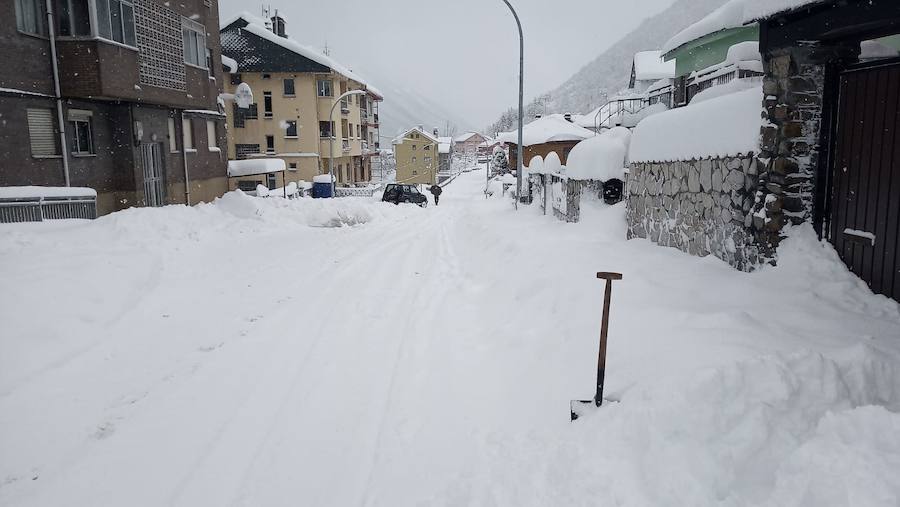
341, 99, 350, 114
342, 139, 350, 152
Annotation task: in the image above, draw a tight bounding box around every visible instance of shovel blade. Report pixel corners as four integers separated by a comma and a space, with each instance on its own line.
570, 400, 596, 421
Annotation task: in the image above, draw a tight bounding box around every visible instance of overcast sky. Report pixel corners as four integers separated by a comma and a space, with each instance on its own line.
218, 0, 677, 128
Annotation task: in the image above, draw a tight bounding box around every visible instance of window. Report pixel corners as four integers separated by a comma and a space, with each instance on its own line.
168, 118, 178, 151
265, 135, 274, 153
262, 73, 271, 80
285, 120, 297, 138
206, 48, 213, 77
244, 103, 258, 120
319, 120, 334, 138
238, 180, 261, 192
235, 143, 260, 159
56, 0, 91, 36
206, 120, 217, 149
96, 0, 135, 46
266, 173, 276, 190
182, 21, 206, 67
288, 163, 297, 171
283, 78, 295, 96
356, 125, 360, 138
182, 118, 194, 150
317, 79, 332, 97
411, 156, 416, 164
68, 110, 94, 155
15, 0, 46, 35
263, 92, 273, 118
424, 144, 431, 150
349, 123, 353, 138
230, 73, 242, 85
412, 145, 417, 151
26, 108, 59, 157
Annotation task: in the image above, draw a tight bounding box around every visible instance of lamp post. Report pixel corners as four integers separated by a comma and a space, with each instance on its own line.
501, 0, 524, 211
329, 89, 368, 198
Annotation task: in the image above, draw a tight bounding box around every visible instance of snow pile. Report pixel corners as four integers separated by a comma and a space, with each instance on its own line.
544, 152, 562, 175
565, 127, 631, 181
227, 159, 285, 178
312, 174, 335, 184
496, 114, 595, 146
691, 76, 762, 104
629, 86, 763, 163
618, 102, 668, 128
526, 155, 546, 173
663, 0, 820, 53
632, 50, 676, 81
0, 186, 97, 199
861, 39, 900, 60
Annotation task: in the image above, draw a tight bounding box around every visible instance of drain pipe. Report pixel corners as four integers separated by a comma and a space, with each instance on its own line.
180, 110, 191, 205
46, 0, 70, 186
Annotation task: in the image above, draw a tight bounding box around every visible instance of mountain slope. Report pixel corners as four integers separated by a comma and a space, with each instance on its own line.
489, 0, 728, 133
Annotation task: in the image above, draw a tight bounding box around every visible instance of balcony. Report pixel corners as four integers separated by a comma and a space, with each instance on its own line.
341, 99, 350, 115
342, 139, 350, 152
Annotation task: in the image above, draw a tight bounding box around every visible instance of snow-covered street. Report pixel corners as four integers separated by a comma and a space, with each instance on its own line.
2, 170, 899, 506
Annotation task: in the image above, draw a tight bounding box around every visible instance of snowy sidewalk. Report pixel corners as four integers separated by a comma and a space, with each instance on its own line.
1, 170, 898, 506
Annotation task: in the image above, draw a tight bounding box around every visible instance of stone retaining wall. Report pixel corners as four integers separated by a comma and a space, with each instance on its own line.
626, 155, 771, 271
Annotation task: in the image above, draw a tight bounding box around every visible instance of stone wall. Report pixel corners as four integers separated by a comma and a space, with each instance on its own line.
626, 155, 770, 271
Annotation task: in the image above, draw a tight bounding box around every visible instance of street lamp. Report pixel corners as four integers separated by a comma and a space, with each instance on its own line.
329, 89, 368, 198
501, 0, 524, 211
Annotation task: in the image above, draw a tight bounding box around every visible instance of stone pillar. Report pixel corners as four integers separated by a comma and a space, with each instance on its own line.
757, 41, 859, 257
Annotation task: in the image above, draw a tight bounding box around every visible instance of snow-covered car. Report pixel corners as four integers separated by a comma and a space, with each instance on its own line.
382, 184, 427, 207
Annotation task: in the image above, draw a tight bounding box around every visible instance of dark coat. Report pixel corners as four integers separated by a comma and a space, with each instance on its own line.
429, 184, 442, 196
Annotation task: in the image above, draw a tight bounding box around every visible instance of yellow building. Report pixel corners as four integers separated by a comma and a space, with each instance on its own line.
392, 127, 439, 185
220, 12, 382, 188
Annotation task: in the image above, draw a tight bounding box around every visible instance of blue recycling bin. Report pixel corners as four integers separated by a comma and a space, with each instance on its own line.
312, 182, 333, 198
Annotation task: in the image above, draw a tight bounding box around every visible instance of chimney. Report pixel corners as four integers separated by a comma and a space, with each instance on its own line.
433, 128, 439, 137
418, 124, 424, 131
564, 113, 573, 123
271, 10, 286, 38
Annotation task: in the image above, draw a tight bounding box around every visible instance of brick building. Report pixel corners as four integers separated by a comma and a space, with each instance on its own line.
1, 0, 229, 215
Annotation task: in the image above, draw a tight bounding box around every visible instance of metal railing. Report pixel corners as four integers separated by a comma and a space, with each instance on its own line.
342, 139, 351, 152
0, 195, 97, 223
334, 186, 380, 197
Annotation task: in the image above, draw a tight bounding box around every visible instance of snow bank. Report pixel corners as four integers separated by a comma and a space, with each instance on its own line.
0, 186, 97, 199
691, 76, 762, 104
619, 102, 668, 128
312, 174, 335, 184
496, 114, 594, 146
227, 159, 285, 177
629, 86, 763, 163
565, 127, 631, 181
663, 0, 820, 53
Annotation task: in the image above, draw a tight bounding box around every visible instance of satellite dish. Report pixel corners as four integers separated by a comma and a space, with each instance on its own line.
234, 82, 253, 109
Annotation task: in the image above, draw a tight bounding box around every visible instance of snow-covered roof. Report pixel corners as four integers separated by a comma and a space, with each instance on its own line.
565, 127, 631, 182
222, 12, 383, 98
0, 186, 97, 199
453, 132, 485, 144
221, 54, 238, 73
633, 51, 676, 82
662, 0, 822, 54
629, 86, 763, 163
688, 41, 763, 82
392, 127, 439, 145
496, 115, 595, 146
227, 158, 286, 177
438, 136, 452, 154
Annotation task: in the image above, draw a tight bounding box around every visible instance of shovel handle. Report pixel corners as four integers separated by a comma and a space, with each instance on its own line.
595, 272, 622, 406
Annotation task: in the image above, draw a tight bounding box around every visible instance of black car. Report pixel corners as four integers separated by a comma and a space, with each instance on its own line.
382, 184, 428, 207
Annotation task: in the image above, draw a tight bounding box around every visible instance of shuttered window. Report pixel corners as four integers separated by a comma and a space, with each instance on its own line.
26, 108, 59, 157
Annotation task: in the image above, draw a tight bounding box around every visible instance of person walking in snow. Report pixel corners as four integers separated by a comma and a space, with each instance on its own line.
429, 184, 443, 206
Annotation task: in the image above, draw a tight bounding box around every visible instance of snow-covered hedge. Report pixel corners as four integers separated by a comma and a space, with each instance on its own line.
565, 127, 631, 181
629, 87, 763, 163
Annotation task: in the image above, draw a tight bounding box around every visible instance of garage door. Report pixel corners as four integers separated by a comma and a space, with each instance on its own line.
830, 61, 900, 301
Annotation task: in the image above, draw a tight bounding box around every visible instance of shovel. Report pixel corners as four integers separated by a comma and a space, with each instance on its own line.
570, 271, 623, 421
